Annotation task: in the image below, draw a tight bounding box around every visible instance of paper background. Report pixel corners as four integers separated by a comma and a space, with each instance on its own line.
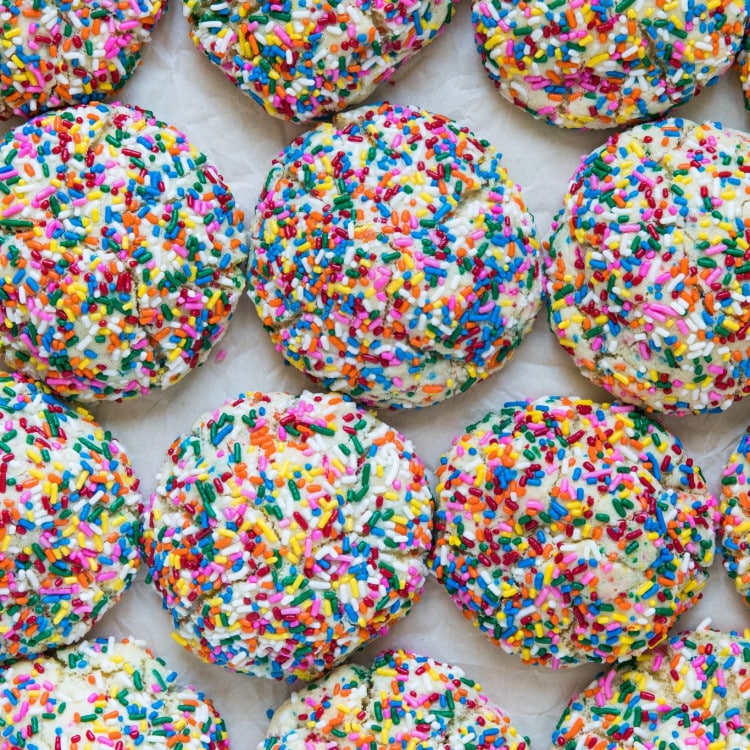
11, 2, 750, 747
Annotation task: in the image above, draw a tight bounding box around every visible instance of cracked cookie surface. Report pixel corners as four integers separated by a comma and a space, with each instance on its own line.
552, 628, 750, 749
141, 390, 434, 681
182, 0, 454, 122
0, 637, 229, 750
0, 102, 248, 402
248, 102, 541, 410
547, 118, 750, 415
473, 0, 746, 128
0, 371, 141, 663
261, 648, 529, 750
429, 396, 718, 668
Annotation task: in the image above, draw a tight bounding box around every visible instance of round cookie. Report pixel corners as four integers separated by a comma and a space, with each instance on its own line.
141, 390, 434, 681
248, 102, 541, 410
547, 118, 750, 415
473, 0, 746, 129
182, 0, 454, 122
429, 396, 718, 668
552, 628, 750, 749
0, 0, 165, 120
0, 371, 141, 664
262, 648, 529, 750
0, 637, 229, 750
720, 427, 750, 605
0, 102, 248, 402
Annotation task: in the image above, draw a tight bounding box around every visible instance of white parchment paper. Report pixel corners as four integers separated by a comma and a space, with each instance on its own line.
11, 2, 750, 747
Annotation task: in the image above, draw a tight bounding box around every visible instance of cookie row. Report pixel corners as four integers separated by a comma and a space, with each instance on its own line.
4, 628, 750, 750
4, 101, 750, 417
2, 0, 749, 129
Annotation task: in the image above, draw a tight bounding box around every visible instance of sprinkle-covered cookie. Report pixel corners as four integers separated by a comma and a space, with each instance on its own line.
183, 0, 454, 122
552, 628, 750, 749
473, 0, 746, 129
248, 102, 541, 409
547, 118, 750, 415
429, 396, 718, 668
0, 637, 229, 750
0, 0, 165, 120
720, 427, 750, 606
0, 372, 141, 664
142, 390, 434, 681
262, 648, 529, 750
0, 102, 248, 402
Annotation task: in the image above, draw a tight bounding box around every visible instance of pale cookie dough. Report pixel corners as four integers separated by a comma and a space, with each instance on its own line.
430, 396, 718, 668
142, 390, 434, 681
547, 118, 750, 415
552, 628, 750, 749
262, 648, 529, 750
248, 102, 541, 409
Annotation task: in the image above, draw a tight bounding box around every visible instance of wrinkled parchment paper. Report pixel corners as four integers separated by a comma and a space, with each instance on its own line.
12, 2, 750, 747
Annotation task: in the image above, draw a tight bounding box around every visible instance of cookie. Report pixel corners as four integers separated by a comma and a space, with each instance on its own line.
739, 33, 750, 111
0, 372, 141, 664
547, 118, 750, 415
0, 102, 248, 402
0, 0, 164, 120
183, 0, 454, 122
473, 0, 746, 129
720, 427, 750, 606
248, 102, 541, 410
429, 396, 718, 668
0, 637, 229, 750
552, 628, 750, 748
141, 390, 434, 681
262, 648, 529, 750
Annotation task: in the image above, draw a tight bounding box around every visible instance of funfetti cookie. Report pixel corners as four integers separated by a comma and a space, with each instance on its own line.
0, 102, 248, 402
0, 637, 229, 750
0, 0, 165, 119
547, 118, 750, 415
248, 102, 541, 410
552, 628, 750, 749
262, 649, 529, 750
473, 0, 746, 128
0, 372, 141, 664
142, 390, 434, 681
429, 396, 718, 668
183, 0, 455, 122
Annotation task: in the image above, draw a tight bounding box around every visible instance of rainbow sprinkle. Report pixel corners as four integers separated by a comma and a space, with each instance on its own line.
546, 118, 750, 415
0, 102, 248, 402
263, 649, 529, 750
142, 390, 434, 681
0, 637, 230, 750
719, 427, 750, 606
429, 396, 718, 668
552, 628, 750, 749
472, 0, 746, 128
182, 0, 454, 122
248, 102, 541, 409
0, 0, 164, 120
0, 371, 141, 664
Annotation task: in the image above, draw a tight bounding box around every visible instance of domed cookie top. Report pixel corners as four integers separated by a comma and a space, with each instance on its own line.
0, 102, 248, 402
552, 628, 750, 748
183, 0, 455, 122
262, 648, 529, 750
0, 372, 141, 664
429, 396, 718, 668
142, 390, 434, 681
473, 0, 746, 128
720, 427, 750, 606
0, 0, 165, 120
248, 102, 541, 409
0, 637, 229, 750
547, 118, 750, 415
